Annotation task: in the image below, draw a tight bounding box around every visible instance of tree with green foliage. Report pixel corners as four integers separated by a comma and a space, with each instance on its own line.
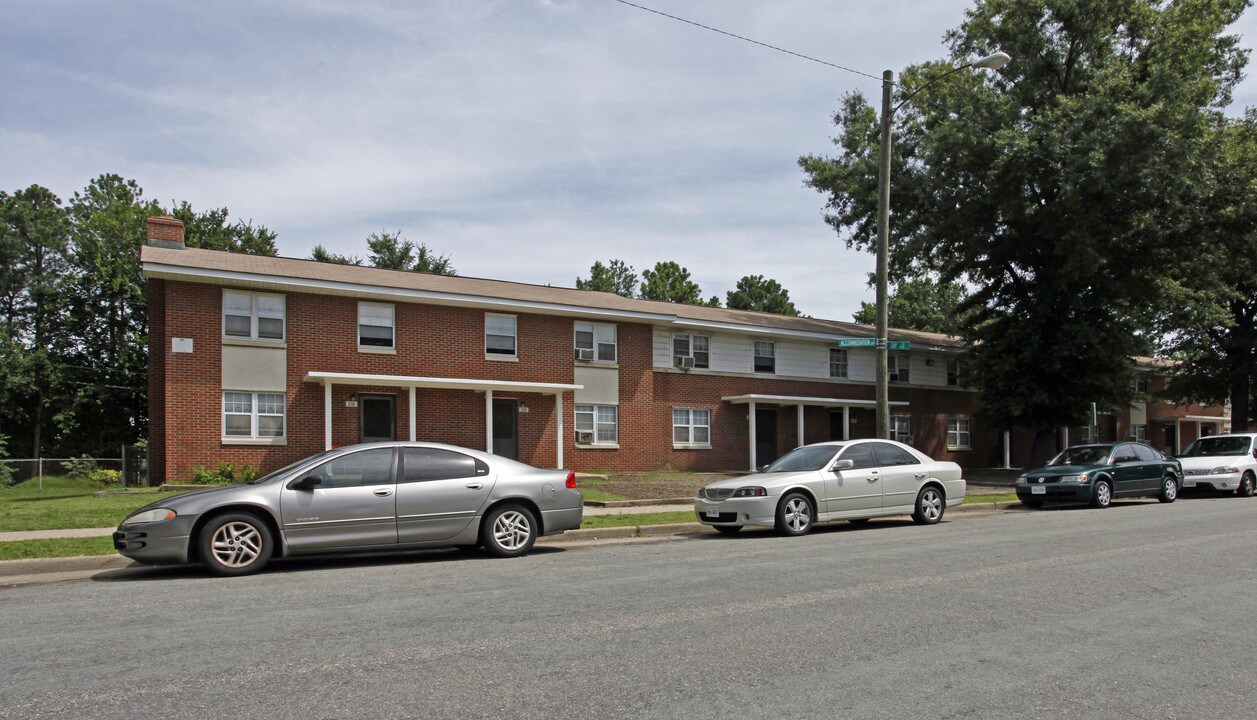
366, 230, 455, 275
799, 0, 1247, 453
640, 261, 705, 305
1159, 111, 1257, 431
167, 201, 278, 256
576, 259, 638, 298
725, 275, 800, 316
852, 276, 968, 335
310, 245, 363, 265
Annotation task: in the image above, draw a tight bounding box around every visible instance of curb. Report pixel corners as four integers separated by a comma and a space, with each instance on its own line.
583, 498, 693, 508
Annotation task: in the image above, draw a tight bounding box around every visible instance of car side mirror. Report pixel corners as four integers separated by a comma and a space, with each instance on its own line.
832, 459, 854, 472
289, 475, 321, 491
757, 464, 770, 473
1252, 448, 1257, 459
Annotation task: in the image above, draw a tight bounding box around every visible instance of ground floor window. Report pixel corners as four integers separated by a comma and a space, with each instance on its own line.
891, 415, 912, 444
575, 404, 618, 445
1130, 424, 1146, 442
673, 408, 711, 446
947, 418, 971, 449
223, 391, 285, 438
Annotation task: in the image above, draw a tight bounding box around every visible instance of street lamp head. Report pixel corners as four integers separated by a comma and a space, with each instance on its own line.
972, 52, 1011, 70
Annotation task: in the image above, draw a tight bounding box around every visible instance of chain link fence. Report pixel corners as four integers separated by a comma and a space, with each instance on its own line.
0, 445, 149, 487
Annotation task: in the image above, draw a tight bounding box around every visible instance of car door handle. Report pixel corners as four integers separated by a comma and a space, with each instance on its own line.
373, 488, 393, 497
466, 482, 484, 490
867, 476, 879, 483
915, 473, 926, 479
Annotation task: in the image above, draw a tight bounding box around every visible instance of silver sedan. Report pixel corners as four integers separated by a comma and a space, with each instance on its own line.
694, 439, 964, 536
114, 442, 584, 575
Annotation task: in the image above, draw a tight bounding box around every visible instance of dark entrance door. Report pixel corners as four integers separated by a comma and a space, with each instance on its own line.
492, 399, 518, 460
829, 411, 846, 441
360, 395, 395, 443
755, 408, 778, 467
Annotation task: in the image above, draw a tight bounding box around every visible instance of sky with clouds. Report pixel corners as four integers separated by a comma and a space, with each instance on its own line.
3, 0, 1256, 322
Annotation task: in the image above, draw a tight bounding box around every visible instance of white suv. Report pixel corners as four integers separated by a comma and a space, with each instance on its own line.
1177, 433, 1257, 496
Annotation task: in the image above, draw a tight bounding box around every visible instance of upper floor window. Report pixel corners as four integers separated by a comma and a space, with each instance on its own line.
223, 291, 285, 341
1130, 424, 1147, 442
946, 358, 960, 386
889, 353, 910, 383
754, 341, 776, 374
891, 415, 912, 444
672, 333, 710, 369
673, 408, 711, 446
1132, 374, 1148, 395
575, 322, 617, 363
223, 391, 285, 439
829, 348, 848, 378
947, 418, 971, 449
358, 302, 395, 349
485, 314, 517, 357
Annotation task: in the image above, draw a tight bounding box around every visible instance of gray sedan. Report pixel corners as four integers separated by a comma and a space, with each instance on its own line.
114, 442, 584, 575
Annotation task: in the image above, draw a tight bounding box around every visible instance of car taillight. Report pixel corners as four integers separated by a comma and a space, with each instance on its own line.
565, 470, 577, 489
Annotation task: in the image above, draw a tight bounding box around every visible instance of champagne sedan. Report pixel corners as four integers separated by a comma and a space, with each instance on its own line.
694, 440, 965, 536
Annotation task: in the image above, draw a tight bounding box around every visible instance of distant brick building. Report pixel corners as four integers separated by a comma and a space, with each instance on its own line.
142, 217, 1226, 482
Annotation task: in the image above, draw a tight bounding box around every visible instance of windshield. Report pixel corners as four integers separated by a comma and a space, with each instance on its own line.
763, 445, 842, 473
1047, 446, 1112, 467
247, 450, 338, 485
1181, 436, 1252, 457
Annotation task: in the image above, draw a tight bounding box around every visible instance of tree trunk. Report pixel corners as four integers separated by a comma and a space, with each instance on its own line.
1230, 372, 1250, 432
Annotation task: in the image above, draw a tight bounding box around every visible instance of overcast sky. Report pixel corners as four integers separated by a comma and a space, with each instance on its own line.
4, 0, 1257, 322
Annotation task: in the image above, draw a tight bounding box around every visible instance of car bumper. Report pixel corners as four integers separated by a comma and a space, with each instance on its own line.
540, 506, 583, 535
113, 516, 198, 565
693, 496, 778, 528
1181, 472, 1240, 490
1016, 482, 1093, 503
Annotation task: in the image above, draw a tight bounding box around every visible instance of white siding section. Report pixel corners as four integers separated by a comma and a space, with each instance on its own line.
709, 333, 752, 374
911, 354, 948, 386
652, 326, 672, 369
847, 349, 876, 382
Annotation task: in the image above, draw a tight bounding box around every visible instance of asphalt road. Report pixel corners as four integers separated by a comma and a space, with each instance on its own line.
1, 494, 1255, 719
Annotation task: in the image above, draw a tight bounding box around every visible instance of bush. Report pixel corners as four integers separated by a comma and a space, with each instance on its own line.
64, 456, 99, 482
0, 464, 13, 488
191, 462, 258, 485
87, 469, 122, 487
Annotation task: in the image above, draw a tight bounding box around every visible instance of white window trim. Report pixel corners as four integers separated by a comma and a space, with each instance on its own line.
1130, 424, 1147, 442
946, 358, 960, 387
891, 415, 912, 444
672, 333, 710, 369
358, 302, 396, 352
753, 340, 776, 375
485, 313, 518, 359
889, 353, 910, 383
947, 417, 972, 450
672, 407, 712, 449
574, 403, 618, 446
222, 290, 286, 342
222, 390, 287, 444
829, 348, 848, 379
575, 322, 617, 364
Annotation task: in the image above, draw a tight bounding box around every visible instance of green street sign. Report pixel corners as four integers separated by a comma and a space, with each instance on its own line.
836, 338, 876, 348
887, 341, 911, 350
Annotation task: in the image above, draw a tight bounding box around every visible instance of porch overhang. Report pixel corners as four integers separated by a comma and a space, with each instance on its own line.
302, 371, 582, 468
721, 394, 910, 471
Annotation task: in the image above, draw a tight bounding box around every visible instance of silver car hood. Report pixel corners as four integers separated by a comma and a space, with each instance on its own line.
702, 471, 816, 490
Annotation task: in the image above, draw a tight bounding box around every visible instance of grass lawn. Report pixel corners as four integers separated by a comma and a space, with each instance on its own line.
964, 492, 1017, 504
0, 476, 181, 532
0, 536, 116, 561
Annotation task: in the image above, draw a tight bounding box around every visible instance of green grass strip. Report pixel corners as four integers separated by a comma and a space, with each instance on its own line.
580, 511, 695, 529
0, 537, 117, 561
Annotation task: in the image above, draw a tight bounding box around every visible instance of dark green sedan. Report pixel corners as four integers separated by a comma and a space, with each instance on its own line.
1016, 442, 1182, 509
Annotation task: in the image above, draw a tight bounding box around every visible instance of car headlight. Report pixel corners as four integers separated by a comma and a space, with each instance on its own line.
1058, 474, 1089, 483
122, 508, 177, 526
1210, 466, 1239, 475
732, 486, 768, 497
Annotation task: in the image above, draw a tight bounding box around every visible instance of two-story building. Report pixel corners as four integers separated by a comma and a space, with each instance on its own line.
142, 217, 1226, 482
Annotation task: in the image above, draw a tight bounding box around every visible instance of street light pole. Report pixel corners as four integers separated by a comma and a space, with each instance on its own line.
874, 52, 1009, 441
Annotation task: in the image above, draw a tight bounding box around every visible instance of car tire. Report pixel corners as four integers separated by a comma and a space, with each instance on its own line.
912, 486, 945, 525
1237, 472, 1255, 497
482, 504, 538, 558
775, 492, 815, 537
1021, 499, 1044, 509
713, 525, 742, 535
198, 512, 274, 577
1091, 479, 1113, 509
1158, 475, 1179, 503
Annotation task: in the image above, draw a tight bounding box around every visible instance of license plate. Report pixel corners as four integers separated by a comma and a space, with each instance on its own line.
706, 507, 720, 518
1031, 485, 1046, 495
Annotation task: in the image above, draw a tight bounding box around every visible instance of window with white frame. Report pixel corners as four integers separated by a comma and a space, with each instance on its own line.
1130, 424, 1147, 442
485, 314, 517, 357
889, 353, 910, 383
223, 291, 285, 341
947, 418, 971, 449
1080, 425, 1095, 444
673, 408, 711, 446
358, 302, 395, 349
223, 391, 285, 439
946, 358, 960, 386
829, 348, 848, 378
1131, 374, 1148, 395
672, 333, 710, 369
891, 415, 912, 444
574, 322, 617, 362
753, 341, 776, 374
574, 404, 618, 445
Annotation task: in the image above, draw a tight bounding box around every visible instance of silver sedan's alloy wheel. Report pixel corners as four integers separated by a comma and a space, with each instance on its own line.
913, 487, 944, 525
212, 522, 263, 568
198, 512, 273, 577
483, 504, 538, 558
775, 493, 814, 537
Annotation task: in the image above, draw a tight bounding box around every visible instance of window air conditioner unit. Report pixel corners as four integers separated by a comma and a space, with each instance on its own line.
674, 355, 695, 369
575, 431, 594, 444
575, 348, 595, 362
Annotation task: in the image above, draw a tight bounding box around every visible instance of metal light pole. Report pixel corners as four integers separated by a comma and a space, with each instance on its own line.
875, 52, 1009, 440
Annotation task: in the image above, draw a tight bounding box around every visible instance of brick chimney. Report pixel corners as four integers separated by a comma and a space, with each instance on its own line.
145, 216, 185, 249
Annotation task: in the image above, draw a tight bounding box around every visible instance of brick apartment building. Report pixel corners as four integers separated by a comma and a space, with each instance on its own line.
142, 217, 1227, 483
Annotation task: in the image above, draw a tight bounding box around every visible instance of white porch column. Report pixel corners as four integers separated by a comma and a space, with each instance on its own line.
1059, 427, 1068, 450
842, 406, 850, 440
408, 386, 416, 442
323, 382, 333, 451
555, 392, 564, 469
748, 401, 758, 471
1003, 431, 1011, 469
485, 390, 494, 454
796, 404, 805, 447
